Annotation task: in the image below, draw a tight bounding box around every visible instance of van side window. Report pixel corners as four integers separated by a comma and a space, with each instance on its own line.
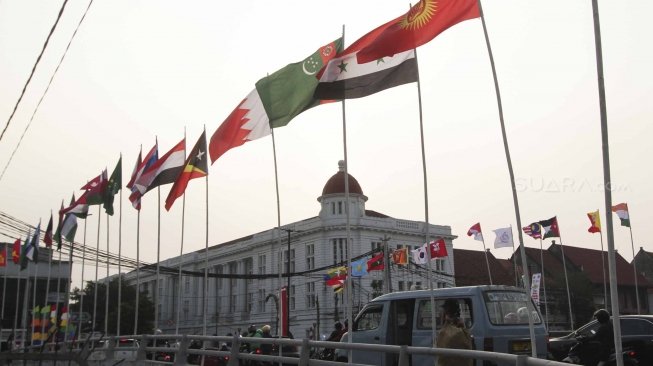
415, 298, 473, 330
355, 304, 383, 331
483, 291, 542, 325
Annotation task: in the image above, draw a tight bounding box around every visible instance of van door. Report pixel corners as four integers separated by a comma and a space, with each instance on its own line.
351, 302, 387, 365
386, 299, 415, 365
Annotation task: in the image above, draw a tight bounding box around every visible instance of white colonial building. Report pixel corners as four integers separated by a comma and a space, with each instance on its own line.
123, 161, 457, 339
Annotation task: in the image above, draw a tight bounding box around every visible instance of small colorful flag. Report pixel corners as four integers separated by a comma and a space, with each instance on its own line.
411, 245, 428, 264
611, 203, 630, 227
587, 210, 602, 233
165, 131, 208, 211
11, 238, 21, 264
350, 258, 368, 277
429, 239, 448, 258
103, 157, 122, 216
367, 252, 385, 272
522, 223, 542, 239
128, 144, 158, 210
324, 266, 347, 286
467, 223, 483, 241
43, 214, 53, 247
134, 139, 185, 195
538, 217, 560, 239
391, 248, 408, 265
0, 245, 6, 267
493, 227, 513, 248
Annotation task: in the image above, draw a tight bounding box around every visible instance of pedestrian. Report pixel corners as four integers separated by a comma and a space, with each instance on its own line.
435, 299, 472, 366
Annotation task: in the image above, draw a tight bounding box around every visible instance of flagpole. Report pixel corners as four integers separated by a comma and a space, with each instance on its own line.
203, 169, 209, 337
92, 206, 101, 335
478, 1, 535, 356
42, 240, 53, 344
72, 218, 87, 344
155, 186, 161, 333
175, 193, 185, 335
480, 235, 492, 285
32, 228, 40, 346
510, 225, 517, 287
627, 225, 640, 314
12, 244, 23, 347
133, 210, 140, 335
538, 236, 549, 329
556, 229, 574, 331
592, 0, 624, 360
598, 221, 608, 311
117, 183, 123, 336
104, 213, 110, 335
1, 244, 8, 334
270, 126, 284, 340
412, 42, 437, 346
55, 247, 62, 338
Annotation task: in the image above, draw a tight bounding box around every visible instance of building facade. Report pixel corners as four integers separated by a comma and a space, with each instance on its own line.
123, 161, 456, 339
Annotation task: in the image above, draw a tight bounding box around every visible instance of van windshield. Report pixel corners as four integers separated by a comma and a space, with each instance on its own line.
484, 291, 541, 325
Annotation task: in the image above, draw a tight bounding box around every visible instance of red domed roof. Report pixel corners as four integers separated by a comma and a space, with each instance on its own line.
321, 161, 364, 196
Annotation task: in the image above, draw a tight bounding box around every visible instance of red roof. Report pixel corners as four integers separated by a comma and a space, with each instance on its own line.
453, 248, 514, 286
322, 170, 364, 196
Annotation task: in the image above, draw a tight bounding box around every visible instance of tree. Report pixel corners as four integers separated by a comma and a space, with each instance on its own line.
70, 275, 154, 335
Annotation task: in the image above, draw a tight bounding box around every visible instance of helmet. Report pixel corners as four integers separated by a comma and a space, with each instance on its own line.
593, 309, 610, 323
262, 325, 271, 333
248, 325, 256, 333
334, 321, 343, 330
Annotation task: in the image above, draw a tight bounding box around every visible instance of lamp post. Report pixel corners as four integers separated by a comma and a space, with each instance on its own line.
280, 228, 299, 337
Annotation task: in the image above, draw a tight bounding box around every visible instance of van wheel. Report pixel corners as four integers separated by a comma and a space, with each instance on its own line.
336, 356, 348, 363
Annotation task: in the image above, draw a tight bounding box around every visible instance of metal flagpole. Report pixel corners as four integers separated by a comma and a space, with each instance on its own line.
1, 244, 9, 333
117, 183, 123, 336
155, 186, 161, 333
31, 230, 40, 346
556, 229, 574, 331
538, 236, 549, 329
12, 242, 24, 347
480, 235, 493, 285
92, 206, 101, 335
477, 0, 535, 356
598, 221, 608, 311
175, 193, 186, 335
104, 214, 110, 335
74, 219, 87, 344
270, 127, 285, 341
55, 248, 62, 337
628, 225, 640, 314
591, 0, 623, 362
42, 241, 53, 344
412, 45, 437, 345
203, 166, 209, 337
134, 210, 140, 335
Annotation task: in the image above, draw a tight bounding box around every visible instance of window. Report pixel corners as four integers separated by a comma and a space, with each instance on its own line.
290, 285, 296, 310
416, 298, 474, 330
338, 201, 343, 214
306, 282, 316, 309
284, 249, 295, 273
229, 262, 238, 313
371, 241, 382, 252
245, 258, 254, 284
247, 292, 254, 313
331, 202, 335, 215
216, 265, 223, 290
621, 318, 653, 335
306, 243, 315, 270
332, 238, 348, 264
183, 300, 190, 320
483, 291, 541, 325
258, 254, 266, 274
354, 304, 383, 331
398, 281, 405, 291
258, 289, 266, 312
184, 276, 191, 294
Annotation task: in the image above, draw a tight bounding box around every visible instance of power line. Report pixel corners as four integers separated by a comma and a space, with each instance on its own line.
0, 0, 96, 181
0, 0, 70, 143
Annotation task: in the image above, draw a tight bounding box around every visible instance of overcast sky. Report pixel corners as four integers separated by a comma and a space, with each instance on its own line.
0, 0, 651, 290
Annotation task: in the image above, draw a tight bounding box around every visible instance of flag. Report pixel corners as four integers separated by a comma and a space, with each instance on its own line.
56, 196, 79, 249
0, 245, 6, 267
354, 0, 480, 64
165, 132, 208, 211
392, 247, 408, 265
103, 157, 122, 215
429, 239, 448, 258
611, 203, 630, 227
411, 245, 428, 264
134, 139, 185, 194
60, 192, 89, 218
324, 266, 347, 286
128, 144, 157, 210
367, 252, 385, 271
314, 49, 417, 100
587, 210, 602, 233
20, 234, 31, 270
332, 280, 345, 294
26, 224, 41, 263
522, 222, 542, 239
11, 238, 20, 264
351, 257, 368, 277
493, 227, 513, 248
209, 37, 344, 163
82, 169, 108, 205
43, 213, 53, 247
539, 217, 560, 239
467, 223, 483, 241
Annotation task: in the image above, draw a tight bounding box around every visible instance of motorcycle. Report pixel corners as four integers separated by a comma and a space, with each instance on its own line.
563, 337, 639, 366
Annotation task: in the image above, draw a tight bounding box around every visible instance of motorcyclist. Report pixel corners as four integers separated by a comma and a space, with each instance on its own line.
582, 309, 614, 364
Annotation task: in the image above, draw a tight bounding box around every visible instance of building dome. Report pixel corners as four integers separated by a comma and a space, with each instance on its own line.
321, 160, 364, 196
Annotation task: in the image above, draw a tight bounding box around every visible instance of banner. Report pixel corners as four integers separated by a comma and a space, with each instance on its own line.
530, 273, 542, 307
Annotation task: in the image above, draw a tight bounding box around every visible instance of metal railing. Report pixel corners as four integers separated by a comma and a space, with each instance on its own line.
0, 333, 570, 366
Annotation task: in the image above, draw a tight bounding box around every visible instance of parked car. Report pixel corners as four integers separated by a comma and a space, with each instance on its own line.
549, 315, 653, 365
87, 338, 140, 361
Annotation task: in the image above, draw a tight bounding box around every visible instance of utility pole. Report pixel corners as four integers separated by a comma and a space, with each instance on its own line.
281, 227, 299, 337
380, 235, 392, 294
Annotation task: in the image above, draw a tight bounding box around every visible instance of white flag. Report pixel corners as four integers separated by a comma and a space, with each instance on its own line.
411, 245, 428, 264
493, 227, 513, 248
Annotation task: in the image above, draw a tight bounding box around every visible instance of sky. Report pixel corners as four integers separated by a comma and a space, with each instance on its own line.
0, 0, 651, 290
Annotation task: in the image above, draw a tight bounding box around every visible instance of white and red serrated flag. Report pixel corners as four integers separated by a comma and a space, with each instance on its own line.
467, 223, 483, 241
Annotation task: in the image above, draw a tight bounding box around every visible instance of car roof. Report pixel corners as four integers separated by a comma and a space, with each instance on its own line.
370, 285, 526, 302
